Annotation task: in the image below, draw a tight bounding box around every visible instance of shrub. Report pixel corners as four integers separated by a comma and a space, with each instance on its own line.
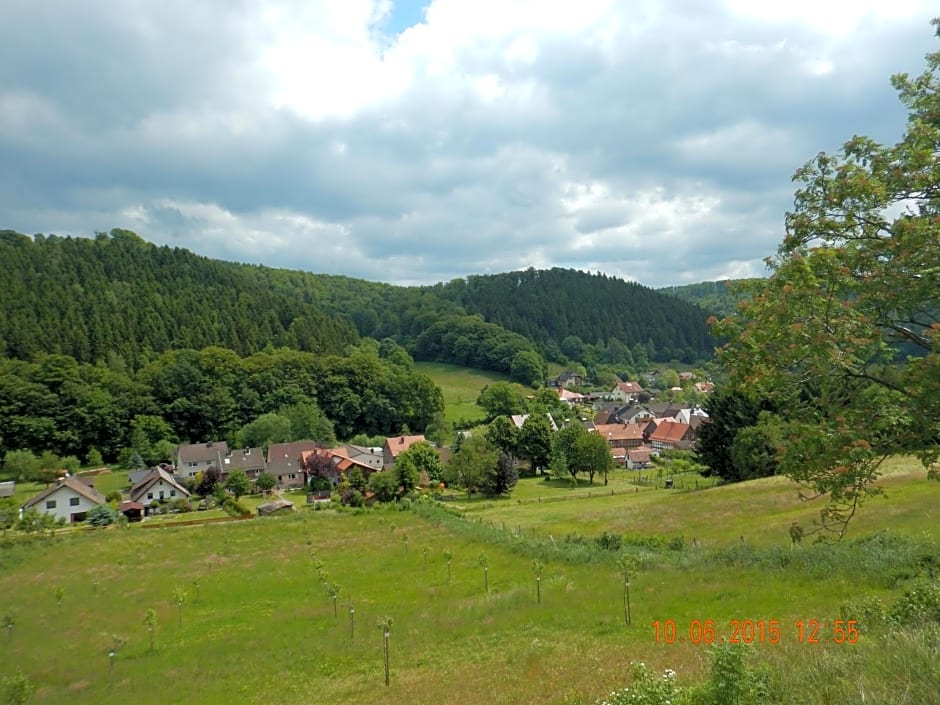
105, 490, 122, 504
597, 662, 681, 705
88, 504, 119, 527
166, 498, 193, 513
341, 489, 364, 507
889, 581, 940, 627
595, 532, 623, 551
220, 498, 250, 517
687, 642, 768, 705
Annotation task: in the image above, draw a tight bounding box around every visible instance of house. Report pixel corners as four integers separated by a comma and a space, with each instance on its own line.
678, 371, 695, 382
302, 447, 375, 487
550, 371, 584, 389
675, 407, 709, 426
219, 447, 266, 481
694, 381, 715, 394
557, 388, 587, 404
610, 404, 657, 425
382, 434, 428, 468
130, 468, 191, 513
340, 444, 384, 471
594, 423, 646, 450
626, 446, 658, 470
610, 381, 645, 403
648, 421, 695, 451
267, 441, 321, 489
21, 476, 106, 524
509, 414, 559, 431
174, 441, 229, 478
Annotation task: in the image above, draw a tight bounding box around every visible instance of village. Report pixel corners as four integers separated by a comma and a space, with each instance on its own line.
12, 374, 714, 527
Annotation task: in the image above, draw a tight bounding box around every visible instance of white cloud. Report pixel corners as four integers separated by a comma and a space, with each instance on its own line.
0, 0, 936, 288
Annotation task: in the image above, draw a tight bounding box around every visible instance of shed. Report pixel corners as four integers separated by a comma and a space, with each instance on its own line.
257, 499, 294, 516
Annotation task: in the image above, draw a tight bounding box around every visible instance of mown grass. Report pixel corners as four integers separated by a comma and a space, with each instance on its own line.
2, 461, 938, 705
413, 361, 509, 424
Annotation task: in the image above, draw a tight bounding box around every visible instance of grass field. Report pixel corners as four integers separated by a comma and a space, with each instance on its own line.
414, 361, 510, 423
2, 459, 938, 705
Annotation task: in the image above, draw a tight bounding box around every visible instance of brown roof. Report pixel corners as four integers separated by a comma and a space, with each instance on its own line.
594, 423, 646, 443
267, 441, 321, 475
616, 381, 645, 394
176, 441, 229, 464
22, 476, 106, 510
130, 468, 190, 502
649, 421, 693, 445
628, 447, 654, 462
384, 435, 428, 459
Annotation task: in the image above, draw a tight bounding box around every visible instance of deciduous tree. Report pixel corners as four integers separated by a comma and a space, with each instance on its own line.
713, 21, 940, 538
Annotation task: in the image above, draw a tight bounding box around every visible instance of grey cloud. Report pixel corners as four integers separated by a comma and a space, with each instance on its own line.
0, 1, 936, 289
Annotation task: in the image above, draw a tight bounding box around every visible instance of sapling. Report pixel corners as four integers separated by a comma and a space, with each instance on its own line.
2, 612, 13, 642
377, 617, 393, 686
423, 546, 430, 565
617, 554, 639, 625
54, 586, 64, 610
327, 583, 341, 618
172, 586, 187, 627
143, 608, 157, 654
347, 603, 355, 640
532, 559, 544, 605
443, 549, 453, 582
478, 552, 489, 593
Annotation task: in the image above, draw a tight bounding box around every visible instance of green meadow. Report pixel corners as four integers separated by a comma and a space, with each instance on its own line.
413, 361, 509, 423
2, 459, 939, 705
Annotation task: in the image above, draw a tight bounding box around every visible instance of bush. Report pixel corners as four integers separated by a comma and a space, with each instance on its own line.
597, 662, 681, 705
889, 581, 940, 627
105, 490, 122, 504
687, 642, 768, 705
595, 532, 623, 551
88, 504, 119, 527
341, 489, 364, 507
166, 498, 193, 513
220, 498, 250, 517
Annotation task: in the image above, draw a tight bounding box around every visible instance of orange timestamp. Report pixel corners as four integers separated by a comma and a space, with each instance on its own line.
652, 618, 860, 645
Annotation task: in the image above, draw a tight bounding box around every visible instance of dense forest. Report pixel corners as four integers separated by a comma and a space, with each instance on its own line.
0, 230, 716, 376
0, 342, 443, 465
427, 268, 715, 363
658, 279, 757, 319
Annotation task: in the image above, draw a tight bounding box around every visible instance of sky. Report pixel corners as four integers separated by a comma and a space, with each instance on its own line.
0, 1, 936, 288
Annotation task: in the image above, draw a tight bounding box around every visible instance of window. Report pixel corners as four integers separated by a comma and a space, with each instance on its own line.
170, 490, 176, 497
147, 492, 153, 500
287, 474, 296, 480
188, 461, 198, 468
70, 497, 79, 506
46, 500, 56, 509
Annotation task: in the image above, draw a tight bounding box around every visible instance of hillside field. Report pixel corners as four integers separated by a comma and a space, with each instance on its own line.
2, 459, 938, 705
414, 361, 509, 423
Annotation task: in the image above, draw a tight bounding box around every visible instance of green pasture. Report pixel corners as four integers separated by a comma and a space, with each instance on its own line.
1, 460, 938, 705
414, 361, 508, 423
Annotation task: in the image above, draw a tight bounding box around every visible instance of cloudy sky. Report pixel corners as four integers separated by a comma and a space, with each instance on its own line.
1, 1, 936, 287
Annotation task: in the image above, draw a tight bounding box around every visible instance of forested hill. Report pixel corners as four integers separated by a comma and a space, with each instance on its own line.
1, 230, 715, 372
0, 229, 359, 366
426, 269, 715, 363
658, 279, 758, 319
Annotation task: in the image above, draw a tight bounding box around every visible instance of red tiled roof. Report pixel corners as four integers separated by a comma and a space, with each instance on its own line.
594, 423, 646, 442
385, 435, 428, 458
649, 421, 692, 444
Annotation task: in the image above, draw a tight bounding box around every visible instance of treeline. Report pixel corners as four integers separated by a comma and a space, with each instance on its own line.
427, 268, 715, 363
0, 229, 358, 367
658, 279, 757, 319
0, 342, 443, 464
0, 230, 716, 382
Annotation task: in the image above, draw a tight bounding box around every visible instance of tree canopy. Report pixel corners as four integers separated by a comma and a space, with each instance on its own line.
713, 21, 940, 538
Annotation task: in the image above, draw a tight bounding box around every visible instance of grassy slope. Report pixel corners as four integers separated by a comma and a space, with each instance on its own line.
1, 459, 938, 705
414, 362, 509, 424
